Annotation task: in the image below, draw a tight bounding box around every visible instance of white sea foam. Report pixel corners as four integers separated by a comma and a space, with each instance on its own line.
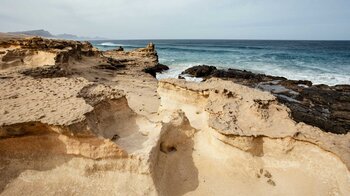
244, 63, 350, 86
157, 62, 350, 86
98, 42, 124, 47
157, 63, 206, 83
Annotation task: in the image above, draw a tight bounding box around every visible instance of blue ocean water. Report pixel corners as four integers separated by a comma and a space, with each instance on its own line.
91, 40, 350, 85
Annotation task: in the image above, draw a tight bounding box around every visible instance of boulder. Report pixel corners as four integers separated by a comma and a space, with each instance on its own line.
181, 65, 217, 77
143, 63, 169, 77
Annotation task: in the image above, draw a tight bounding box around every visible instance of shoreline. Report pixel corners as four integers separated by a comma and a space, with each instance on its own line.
0, 36, 349, 195
91, 39, 350, 86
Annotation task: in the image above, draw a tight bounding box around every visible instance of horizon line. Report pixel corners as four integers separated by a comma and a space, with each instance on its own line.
87, 38, 350, 41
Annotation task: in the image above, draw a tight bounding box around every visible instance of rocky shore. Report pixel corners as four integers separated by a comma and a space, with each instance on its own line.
182, 65, 350, 134
0, 36, 349, 195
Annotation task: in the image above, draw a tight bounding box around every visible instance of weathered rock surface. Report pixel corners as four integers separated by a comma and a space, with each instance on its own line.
158, 78, 350, 195
182, 65, 350, 134
103, 42, 158, 69
0, 37, 98, 70
0, 36, 349, 195
0, 36, 163, 195
20, 65, 70, 78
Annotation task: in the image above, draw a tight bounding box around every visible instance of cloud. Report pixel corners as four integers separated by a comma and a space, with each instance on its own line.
0, 0, 349, 39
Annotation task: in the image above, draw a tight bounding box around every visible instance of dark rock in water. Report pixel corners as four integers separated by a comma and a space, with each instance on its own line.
178, 75, 185, 80
211, 68, 287, 86
182, 65, 217, 77
184, 65, 350, 134
143, 63, 169, 77
183, 66, 290, 86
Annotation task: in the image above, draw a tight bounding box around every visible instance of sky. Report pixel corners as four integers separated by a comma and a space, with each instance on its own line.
0, 0, 349, 40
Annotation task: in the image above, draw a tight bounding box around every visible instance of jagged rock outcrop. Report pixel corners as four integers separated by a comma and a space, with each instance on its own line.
0, 37, 99, 70
182, 65, 350, 134
103, 42, 159, 69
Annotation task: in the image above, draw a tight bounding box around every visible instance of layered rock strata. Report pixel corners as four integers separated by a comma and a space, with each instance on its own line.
0, 37, 98, 70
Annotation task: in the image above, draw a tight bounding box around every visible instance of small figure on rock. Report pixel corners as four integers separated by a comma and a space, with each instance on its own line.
114, 46, 124, 51
146, 42, 155, 51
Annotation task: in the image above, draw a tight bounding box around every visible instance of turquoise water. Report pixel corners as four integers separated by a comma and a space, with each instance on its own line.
91, 40, 350, 85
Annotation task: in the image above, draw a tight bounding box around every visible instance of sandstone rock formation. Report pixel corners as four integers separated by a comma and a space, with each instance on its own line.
157, 78, 350, 195
0, 37, 98, 70
103, 42, 158, 68
0, 36, 349, 195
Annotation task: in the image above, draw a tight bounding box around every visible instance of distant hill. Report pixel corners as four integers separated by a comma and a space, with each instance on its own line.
55, 33, 80, 40
9, 29, 54, 37
7, 29, 107, 40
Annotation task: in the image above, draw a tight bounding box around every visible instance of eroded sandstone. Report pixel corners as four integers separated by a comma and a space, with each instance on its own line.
0, 37, 349, 195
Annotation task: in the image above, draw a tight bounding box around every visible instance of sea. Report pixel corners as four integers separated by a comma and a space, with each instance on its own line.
90, 40, 350, 86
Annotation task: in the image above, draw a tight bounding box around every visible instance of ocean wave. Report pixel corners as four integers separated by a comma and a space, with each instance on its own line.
159, 58, 175, 62
236, 46, 266, 50
98, 42, 124, 47
235, 63, 350, 85
158, 46, 238, 53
